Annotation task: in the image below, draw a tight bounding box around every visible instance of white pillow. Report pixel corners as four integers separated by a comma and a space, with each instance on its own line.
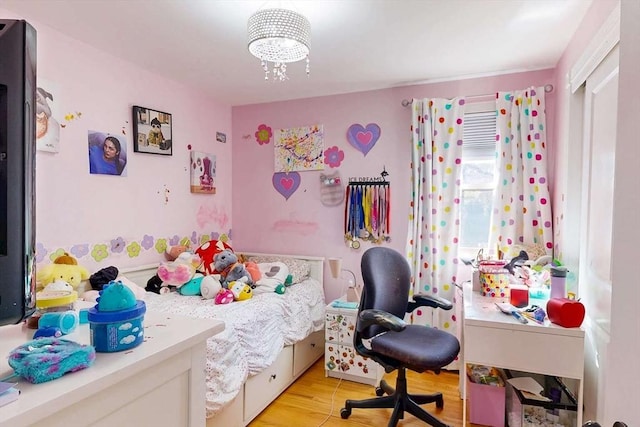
253, 262, 290, 295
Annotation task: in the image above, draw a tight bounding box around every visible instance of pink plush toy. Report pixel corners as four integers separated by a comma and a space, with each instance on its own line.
157, 252, 199, 293
214, 288, 234, 305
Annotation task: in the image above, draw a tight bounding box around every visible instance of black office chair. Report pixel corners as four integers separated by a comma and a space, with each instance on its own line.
340, 247, 461, 427
583, 422, 628, 427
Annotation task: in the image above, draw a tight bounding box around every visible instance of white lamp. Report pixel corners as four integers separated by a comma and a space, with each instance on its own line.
328, 258, 360, 303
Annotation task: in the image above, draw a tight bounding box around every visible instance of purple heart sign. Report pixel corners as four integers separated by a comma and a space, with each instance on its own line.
272, 172, 301, 200
347, 123, 381, 156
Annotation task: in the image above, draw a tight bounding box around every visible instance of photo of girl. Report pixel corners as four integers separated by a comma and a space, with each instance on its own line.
88, 131, 127, 176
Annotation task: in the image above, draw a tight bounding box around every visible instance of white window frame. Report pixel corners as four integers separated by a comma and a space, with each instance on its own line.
459, 100, 497, 259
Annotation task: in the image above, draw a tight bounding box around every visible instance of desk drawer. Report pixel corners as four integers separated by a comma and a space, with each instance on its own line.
464, 325, 584, 379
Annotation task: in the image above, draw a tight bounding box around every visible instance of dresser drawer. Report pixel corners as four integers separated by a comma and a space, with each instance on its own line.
293, 330, 324, 377
244, 345, 294, 421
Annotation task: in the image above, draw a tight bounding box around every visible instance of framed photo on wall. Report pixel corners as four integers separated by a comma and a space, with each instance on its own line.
132, 105, 172, 155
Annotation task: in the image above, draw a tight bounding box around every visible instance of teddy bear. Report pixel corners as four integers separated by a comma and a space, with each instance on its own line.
194, 240, 233, 275
213, 249, 255, 289
36, 252, 90, 291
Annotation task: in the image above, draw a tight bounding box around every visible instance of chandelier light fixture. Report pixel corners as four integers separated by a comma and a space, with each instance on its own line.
247, 7, 311, 81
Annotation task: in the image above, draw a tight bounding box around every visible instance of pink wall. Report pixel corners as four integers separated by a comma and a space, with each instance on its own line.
1, 9, 233, 273
231, 70, 555, 301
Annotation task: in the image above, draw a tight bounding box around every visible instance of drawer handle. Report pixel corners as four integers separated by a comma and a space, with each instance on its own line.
270, 374, 277, 381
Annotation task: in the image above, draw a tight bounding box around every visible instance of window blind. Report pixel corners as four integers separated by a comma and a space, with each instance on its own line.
463, 110, 496, 159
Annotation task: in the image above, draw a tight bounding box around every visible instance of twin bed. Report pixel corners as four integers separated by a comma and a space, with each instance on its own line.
121, 252, 327, 426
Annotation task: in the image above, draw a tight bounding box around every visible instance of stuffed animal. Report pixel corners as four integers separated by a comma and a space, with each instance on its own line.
200, 275, 222, 299
229, 281, 253, 301
213, 249, 254, 288
165, 244, 190, 262
195, 240, 233, 275
157, 252, 199, 293
36, 253, 90, 291
214, 288, 234, 305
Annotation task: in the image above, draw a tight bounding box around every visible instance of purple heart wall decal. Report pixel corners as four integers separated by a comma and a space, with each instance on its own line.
272, 172, 301, 200
347, 123, 381, 156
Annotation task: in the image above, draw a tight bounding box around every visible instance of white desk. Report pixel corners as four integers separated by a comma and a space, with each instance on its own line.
462, 283, 584, 426
0, 308, 224, 427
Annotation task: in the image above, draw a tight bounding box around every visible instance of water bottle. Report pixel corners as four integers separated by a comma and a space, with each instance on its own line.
550, 266, 568, 299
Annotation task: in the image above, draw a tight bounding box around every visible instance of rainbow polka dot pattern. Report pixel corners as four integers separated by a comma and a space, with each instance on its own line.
489, 87, 553, 257
406, 97, 465, 368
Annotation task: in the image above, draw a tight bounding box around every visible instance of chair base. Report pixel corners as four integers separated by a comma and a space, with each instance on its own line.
340, 368, 450, 427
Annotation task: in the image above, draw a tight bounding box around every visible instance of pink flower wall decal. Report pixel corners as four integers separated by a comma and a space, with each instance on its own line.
323, 146, 344, 168
255, 124, 272, 145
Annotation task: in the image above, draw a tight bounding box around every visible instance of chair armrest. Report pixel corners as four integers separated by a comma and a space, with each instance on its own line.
407, 294, 453, 312
358, 309, 407, 332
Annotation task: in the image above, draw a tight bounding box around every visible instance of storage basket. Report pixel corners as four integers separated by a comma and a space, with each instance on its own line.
505, 369, 578, 427
479, 260, 510, 298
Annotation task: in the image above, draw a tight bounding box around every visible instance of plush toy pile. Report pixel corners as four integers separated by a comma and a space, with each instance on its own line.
150, 241, 263, 305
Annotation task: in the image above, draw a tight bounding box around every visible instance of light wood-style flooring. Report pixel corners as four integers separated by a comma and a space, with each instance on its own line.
249, 358, 480, 427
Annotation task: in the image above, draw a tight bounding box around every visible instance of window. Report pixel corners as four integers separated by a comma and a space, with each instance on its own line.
460, 101, 497, 255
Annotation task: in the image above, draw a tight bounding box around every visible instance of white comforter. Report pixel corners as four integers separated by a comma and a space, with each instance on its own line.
143, 277, 325, 418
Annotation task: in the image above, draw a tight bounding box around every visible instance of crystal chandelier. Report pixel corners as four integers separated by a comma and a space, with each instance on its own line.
247, 8, 311, 81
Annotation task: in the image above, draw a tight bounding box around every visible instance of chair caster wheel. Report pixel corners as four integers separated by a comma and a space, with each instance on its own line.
375, 386, 384, 396
340, 408, 351, 419
436, 395, 444, 409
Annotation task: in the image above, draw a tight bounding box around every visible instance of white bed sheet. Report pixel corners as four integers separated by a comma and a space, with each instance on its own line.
143, 276, 325, 418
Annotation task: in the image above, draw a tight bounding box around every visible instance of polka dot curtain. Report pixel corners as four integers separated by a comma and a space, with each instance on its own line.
489, 87, 553, 257
406, 98, 465, 369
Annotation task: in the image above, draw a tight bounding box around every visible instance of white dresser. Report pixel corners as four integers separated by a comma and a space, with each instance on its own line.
324, 301, 383, 386
0, 309, 224, 427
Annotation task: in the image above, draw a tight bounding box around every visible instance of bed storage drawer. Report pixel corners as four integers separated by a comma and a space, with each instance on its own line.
293, 330, 324, 377
244, 345, 294, 422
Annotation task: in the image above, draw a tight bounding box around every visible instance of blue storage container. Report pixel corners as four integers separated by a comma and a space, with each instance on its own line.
88, 301, 146, 352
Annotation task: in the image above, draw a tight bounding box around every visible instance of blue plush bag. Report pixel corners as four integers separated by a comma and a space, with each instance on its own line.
8, 337, 95, 384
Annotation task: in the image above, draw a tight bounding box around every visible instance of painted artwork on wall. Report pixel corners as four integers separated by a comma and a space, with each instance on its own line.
88, 131, 127, 176
132, 105, 172, 155
275, 124, 324, 172
36, 80, 61, 153
347, 123, 381, 156
190, 151, 216, 194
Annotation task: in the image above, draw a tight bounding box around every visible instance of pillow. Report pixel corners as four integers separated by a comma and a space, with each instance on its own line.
246, 255, 310, 284
253, 262, 290, 295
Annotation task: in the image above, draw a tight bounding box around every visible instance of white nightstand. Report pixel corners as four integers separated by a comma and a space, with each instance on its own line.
324, 300, 383, 386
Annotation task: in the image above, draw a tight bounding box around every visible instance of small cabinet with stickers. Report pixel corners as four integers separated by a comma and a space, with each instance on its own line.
324, 300, 383, 385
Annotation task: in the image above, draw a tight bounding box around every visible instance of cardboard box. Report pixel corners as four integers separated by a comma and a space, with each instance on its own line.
505, 370, 577, 427
468, 377, 506, 427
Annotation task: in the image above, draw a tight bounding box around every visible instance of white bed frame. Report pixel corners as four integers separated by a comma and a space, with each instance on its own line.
120, 252, 326, 427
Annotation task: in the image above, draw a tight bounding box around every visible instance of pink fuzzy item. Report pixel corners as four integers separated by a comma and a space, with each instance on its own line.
158, 263, 193, 286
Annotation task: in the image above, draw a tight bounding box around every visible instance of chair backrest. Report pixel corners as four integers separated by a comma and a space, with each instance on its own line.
359, 247, 412, 339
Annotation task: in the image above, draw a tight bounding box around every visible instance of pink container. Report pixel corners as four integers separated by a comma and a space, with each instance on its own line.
468, 378, 506, 427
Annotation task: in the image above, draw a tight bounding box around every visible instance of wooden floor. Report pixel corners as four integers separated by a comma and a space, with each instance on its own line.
249, 358, 480, 427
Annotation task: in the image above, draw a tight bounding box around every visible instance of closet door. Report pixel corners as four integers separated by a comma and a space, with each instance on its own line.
580, 44, 619, 423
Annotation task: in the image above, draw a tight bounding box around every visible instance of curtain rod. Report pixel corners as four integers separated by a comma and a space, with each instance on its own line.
400, 83, 554, 107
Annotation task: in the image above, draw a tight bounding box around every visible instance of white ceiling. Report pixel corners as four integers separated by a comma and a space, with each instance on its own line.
2, 0, 593, 107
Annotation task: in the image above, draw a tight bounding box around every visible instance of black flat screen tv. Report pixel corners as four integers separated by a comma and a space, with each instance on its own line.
0, 19, 37, 326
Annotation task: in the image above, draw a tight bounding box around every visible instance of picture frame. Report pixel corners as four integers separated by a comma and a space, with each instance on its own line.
132, 105, 172, 155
